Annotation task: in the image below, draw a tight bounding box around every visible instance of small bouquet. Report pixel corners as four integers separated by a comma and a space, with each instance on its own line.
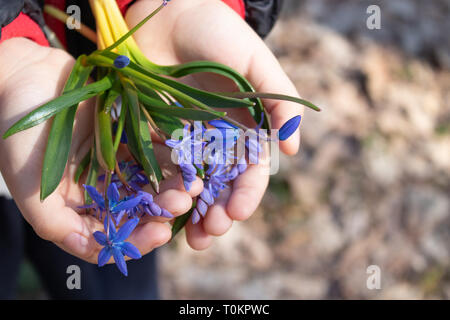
3, 0, 320, 276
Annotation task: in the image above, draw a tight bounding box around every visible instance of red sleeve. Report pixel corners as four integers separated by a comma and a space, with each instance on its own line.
0, 12, 49, 46
0, 0, 245, 47
117, 0, 245, 18
222, 0, 246, 18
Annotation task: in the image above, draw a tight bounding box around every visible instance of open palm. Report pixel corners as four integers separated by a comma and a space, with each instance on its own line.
126, 0, 303, 249
0, 38, 201, 263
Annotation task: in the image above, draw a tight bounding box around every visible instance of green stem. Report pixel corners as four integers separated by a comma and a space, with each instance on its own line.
140, 104, 169, 140
87, 54, 233, 116
105, 3, 166, 52
113, 103, 126, 153
104, 171, 112, 239
216, 92, 321, 112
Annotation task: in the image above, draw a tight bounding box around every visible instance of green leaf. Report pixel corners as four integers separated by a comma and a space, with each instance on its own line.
139, 108, 163, 182
216, 92, 321, 112
161, 61, 271, 129
84, 145, 99, 204
40, 56, 93, 201
149, 112, 184, 136
105, 2, 167, 54
104, 76, 122, 113
113, 95, 127, 153
171, 208, 193, 240
95, 91, 115, 171
74, 149, 91, 183
91, 52, 254, 109
138, 92, 225, 120
122, 77, 161, 191
3, 74, 114, 139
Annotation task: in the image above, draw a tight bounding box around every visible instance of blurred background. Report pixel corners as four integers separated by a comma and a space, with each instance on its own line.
17, 0, 450, 299
158, 0, 450, 299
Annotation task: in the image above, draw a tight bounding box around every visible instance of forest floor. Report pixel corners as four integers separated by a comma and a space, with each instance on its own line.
161, 0, 450, 299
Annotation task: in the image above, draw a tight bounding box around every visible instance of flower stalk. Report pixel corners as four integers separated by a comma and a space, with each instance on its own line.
3, 0, 321, 276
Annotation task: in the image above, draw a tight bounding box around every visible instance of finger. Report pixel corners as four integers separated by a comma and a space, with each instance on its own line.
185, 219, 213, 250
158, 173, 204, 198
246, 41, 303, 155
202, 188, 233, 236
77, 219, 172, 265
126, 221, 171, 255
24, 195, 101, 263
153, 189, 192, 217
226, 164, 269, 221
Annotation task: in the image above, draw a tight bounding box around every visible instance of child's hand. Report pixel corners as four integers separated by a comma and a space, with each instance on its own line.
0, 38, 200, 263
127, 0, 303, 249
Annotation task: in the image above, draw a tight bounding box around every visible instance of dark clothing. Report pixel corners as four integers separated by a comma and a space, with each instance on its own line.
244, 0, 284, 38
0, 197, 159, 300
1, 0, 283, 41
0, 0, 283, 300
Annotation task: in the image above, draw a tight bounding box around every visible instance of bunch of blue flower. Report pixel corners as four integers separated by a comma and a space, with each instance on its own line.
2, 1, 319, 276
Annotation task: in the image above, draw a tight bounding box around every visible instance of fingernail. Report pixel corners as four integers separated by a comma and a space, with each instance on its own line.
63, 232, 90, 256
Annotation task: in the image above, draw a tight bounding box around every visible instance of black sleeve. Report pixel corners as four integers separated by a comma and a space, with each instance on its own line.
244, 0, 284, 38
0, 0, 25, 38
0, 0, 44, 38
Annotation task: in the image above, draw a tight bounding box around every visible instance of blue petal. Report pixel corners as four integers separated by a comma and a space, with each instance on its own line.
192, 209, 201, 224
112, 247, 128, 276
278, 115, 301, 141
120, 242, 142, 259
83, 185, 105, 209
182, 171, 197, 183
107, 183, 120, 204
196, 199, 208, 217
200, 189, 214, 206
113, 55, 130, 69
149, 202, 161, 216
115, 218, 139, 242
209, 119, 238, 129
138, 191, 153, 203
256, 112, 265, 130
112, 194, 142, 213
227, 166, 239, 180
98, 246, 112, 267
120, 131, 128, 144
161, 209, 174, 218
165, 139, 180, 148
180, 163, 196, 175
183, 180, 192, 192
237, 163, 247, 174
114, 210, 126, 226
93, 231, 107, 246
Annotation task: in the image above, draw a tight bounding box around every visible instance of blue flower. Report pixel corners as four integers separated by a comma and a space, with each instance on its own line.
101, 161, 149, 191
138, 190, 173, 218
192, 163, 231, 224
208, 119, 238, 130
278, 115, 301, 141
166, 123, 205, 191
114, 55, 130, 69
179, 163, 197, 192
166, 124, 205, 164
82, 183, 142, 215
93, 217, 141, 276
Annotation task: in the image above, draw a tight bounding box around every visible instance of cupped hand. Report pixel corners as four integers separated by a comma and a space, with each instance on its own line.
126, 0, 303, 249
0, 38, 201, 263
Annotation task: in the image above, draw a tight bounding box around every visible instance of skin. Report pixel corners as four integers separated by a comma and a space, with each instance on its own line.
126, 0, 303, 249
0, 0, 302, 264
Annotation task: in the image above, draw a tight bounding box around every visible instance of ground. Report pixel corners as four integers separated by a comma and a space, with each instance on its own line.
160, 0, 450, 300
